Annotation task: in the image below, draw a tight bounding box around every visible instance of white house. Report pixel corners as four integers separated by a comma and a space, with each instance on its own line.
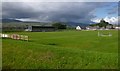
115, 27, 120, 30
76, 26, 81, 30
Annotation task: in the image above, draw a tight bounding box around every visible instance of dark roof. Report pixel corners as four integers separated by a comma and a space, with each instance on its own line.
31, 26, 55, 28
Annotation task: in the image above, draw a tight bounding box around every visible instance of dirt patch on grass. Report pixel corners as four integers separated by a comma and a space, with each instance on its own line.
46, 43, 58, 46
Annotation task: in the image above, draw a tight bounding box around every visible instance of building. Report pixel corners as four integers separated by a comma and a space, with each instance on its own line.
106, 25, 113, 29
86, 26, 99, 30
114, 26, 120, 30
76, 26, 81, 30
27, 26, 55, 32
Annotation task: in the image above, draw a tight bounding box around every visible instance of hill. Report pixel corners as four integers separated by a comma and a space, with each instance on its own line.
2, 18, 89, 28
2, 18, 22, 23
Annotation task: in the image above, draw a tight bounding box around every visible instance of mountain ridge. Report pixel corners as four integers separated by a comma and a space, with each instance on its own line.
2, 18, 90, 27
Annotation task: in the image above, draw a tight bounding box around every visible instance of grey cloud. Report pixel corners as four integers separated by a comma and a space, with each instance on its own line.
2, 2, 113, 23
2, 2, 41, 18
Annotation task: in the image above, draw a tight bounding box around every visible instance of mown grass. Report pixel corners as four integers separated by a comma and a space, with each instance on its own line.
2, 30, 118, 69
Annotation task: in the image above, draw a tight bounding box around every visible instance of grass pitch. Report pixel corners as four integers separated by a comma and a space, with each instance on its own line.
2, 30, 118, 69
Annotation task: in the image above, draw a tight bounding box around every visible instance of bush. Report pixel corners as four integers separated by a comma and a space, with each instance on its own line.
52, 22, 67, 29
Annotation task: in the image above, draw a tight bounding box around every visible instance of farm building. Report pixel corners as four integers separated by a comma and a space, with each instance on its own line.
114, 26, 120, 30
27, 25, 55, 32
76, 26, 82, 30
86, 26, 99, 30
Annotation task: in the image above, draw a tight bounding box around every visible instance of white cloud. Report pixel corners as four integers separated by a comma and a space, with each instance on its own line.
15, 18, 39, 22
91, 18, 100, 23
91, 16, 118, 24
15, 16, 50, 22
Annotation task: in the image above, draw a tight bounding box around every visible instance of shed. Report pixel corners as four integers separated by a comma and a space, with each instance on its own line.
27, 26, 55, 32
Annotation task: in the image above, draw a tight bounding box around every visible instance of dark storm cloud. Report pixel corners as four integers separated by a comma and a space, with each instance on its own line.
2, 2, 42, 18
2, 2, 111, 23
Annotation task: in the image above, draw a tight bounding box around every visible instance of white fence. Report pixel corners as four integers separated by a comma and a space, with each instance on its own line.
0, 33, 29, 41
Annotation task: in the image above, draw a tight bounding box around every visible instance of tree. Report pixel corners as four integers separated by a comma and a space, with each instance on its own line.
89, 19, 113, 28
98, 20, 109, 28
52, 22, 67, 29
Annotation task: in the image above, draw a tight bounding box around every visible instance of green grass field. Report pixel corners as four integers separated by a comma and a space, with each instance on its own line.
2, 30, 118, 69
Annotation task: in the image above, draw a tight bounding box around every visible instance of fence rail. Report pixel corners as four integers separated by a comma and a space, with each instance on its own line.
0, 33, 29, 41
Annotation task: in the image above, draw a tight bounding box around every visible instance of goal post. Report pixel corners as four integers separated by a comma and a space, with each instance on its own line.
98, 31, 112, 37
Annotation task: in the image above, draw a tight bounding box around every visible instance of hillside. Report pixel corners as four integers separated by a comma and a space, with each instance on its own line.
2, 18, 89, 28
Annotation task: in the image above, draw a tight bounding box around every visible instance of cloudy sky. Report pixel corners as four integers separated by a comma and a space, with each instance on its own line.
2, 0, 119, 24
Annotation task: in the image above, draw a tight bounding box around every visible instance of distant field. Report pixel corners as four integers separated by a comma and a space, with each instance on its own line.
2, 30, 118, 69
